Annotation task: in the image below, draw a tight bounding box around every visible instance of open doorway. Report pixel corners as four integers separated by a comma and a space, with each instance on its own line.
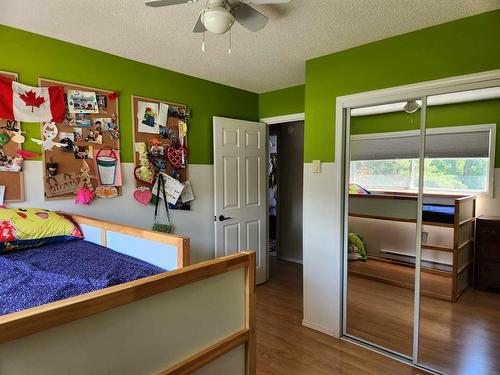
268, 121, 304, 267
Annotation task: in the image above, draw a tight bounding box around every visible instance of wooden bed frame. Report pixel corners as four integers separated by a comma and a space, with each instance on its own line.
349, 193, 476, 301
0, 214, 256, 375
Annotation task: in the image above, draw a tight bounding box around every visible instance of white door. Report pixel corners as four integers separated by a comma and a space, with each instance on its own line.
213, 116, 268, 284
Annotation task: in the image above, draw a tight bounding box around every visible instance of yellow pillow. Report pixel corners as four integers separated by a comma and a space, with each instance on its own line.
0, 207, 82, 252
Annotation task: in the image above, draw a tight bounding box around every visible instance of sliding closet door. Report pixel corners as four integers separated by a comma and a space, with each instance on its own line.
417, 87, 500, 374
344, 99, 424, 357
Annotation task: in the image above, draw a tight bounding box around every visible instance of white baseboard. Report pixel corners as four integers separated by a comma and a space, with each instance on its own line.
302, 319, 337, 337
278, 256, 303, 264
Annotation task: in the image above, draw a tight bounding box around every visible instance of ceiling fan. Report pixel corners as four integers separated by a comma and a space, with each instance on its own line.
145, 0, 290, 35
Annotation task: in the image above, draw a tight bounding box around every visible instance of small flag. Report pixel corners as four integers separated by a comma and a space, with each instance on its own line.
0, 77, 65, 123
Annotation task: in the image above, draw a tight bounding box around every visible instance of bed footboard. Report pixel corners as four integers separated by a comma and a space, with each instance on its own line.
0, 252, 256, 375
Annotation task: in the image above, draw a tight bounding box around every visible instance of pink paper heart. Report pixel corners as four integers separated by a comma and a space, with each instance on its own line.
134, 188, 153, 206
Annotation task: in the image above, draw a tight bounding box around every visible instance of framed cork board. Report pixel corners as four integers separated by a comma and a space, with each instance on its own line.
0, 71, 24, 202
131, 95, 190, 210
39, 78, 121, 201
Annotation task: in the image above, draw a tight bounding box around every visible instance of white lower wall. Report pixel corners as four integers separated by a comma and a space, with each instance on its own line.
302, 162, 340, 337
13, 161, 215, 265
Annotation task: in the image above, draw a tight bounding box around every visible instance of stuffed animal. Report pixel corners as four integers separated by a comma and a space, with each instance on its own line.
348, 233, 367, 261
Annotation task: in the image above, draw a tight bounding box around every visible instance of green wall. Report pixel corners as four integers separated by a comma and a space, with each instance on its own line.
0, 25, 259, 163
259, 85, 304, 119
305, 10, 500, 163
351, 99, 500, 167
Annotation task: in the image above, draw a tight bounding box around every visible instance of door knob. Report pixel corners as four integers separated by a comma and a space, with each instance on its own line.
219, 215, 233, 221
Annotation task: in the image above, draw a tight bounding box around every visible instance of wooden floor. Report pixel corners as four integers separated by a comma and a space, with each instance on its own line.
256, 257, 423, 375
348, 258, 452, 300
347, 266, 500, 375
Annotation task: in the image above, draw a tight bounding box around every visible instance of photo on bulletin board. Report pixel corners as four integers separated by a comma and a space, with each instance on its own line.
131, 95, 191, 211
0, 70, 25, 202
38, 78, 121, 201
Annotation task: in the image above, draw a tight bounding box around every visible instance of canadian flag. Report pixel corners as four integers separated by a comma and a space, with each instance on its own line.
0, 76, 65, 123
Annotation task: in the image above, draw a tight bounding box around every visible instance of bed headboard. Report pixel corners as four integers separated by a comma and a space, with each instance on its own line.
67, 213, 190, 271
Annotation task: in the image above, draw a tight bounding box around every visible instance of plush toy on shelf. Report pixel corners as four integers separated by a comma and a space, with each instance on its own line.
348, 232, 368, 261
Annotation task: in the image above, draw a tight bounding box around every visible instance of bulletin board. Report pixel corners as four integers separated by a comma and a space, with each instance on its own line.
39, 78, 121, 201
0, 71, 24, 202
131, 95, 190, 210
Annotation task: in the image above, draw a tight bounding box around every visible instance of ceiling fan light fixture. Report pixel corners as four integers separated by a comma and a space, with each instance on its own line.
403, 99, 421, 114
201, 5, 234, 34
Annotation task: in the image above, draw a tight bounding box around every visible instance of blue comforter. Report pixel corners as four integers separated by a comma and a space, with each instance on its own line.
0, 240, 164, 316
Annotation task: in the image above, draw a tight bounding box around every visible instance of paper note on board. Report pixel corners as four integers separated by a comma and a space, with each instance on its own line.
158, 103, 169, 127
153, 173, 184, 205
180, 180, 195, 203
0, 185, 5, 205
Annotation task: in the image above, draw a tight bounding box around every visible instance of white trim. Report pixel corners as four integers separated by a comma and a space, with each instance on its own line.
351, 86, 500, 117
335, 68, 500, 367
302, 319, 335, 336
260, 112, 305, 125
278, 256, 303, 264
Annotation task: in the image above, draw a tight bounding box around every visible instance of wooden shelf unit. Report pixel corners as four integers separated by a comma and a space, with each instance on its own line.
349, 193, 476, 301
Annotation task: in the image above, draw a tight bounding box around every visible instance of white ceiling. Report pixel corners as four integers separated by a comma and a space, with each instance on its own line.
1, 0, 499, 93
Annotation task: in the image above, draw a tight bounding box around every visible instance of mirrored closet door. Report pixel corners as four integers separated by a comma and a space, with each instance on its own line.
343, 81, 500, 375
344, 97, 424, 357
417, 86, 500, 374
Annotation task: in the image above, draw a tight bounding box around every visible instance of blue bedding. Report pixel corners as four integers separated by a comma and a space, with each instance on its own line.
0, 240, 165, 316
422, 204, 455, 224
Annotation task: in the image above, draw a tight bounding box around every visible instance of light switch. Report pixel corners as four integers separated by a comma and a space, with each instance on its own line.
312, 160, 321, 173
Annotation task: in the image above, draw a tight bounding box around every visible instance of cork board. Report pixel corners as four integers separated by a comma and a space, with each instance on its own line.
39, 78, 121, 200
0, 71, 24, 202
131, 95, 189, 209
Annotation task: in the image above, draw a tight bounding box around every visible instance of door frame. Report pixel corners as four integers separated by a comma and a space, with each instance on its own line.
335, 69, 500, 371
260, 113, 305, 272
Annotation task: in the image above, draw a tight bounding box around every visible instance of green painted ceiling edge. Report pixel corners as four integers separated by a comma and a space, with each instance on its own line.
0, 24, 259, 164
304, 9, 500, 163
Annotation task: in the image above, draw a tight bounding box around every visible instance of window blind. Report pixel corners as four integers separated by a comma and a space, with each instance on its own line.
350, 129, 491, 161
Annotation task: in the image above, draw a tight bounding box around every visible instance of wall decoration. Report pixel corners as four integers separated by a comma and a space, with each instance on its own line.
75, 113, 92, 127
73, 127, 83, 142
0, 133, 10, 145
131, 95, 190, 211
59, 132, 74, 152
2, 120, 26, 144
39, 78, 122, 201
0, 76, 65, 123
93, 147, 122, 186
0, 72, 26, 201
95, 185, 118, 198
134, 187, 153, 206
137, 101, 159, 134
96, 94, 108, 114
74, 145, 93, 159
67, 90, 98, 114
158, 102, 169, 127
85, 129, 103, 144
31, 122, 64, 151
46, 158, 58, 177
75, 160, 95, 205
45, 172, 79, 198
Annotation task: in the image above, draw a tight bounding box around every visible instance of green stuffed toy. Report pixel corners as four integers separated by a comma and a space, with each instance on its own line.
348, 233, 367, 261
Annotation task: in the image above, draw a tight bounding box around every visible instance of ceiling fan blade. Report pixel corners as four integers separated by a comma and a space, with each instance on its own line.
192, 12, 207, 33
232, 3, 269, 32
245, 0, 290, 4
145, 0, 193, 7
